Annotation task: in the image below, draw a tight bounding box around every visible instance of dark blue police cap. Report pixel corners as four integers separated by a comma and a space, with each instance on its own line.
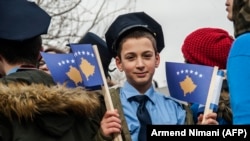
0, 0, 51, 41
79, 32, 112, 77
105, 11, 165, 57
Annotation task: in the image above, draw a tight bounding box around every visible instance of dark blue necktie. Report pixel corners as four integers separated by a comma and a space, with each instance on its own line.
131, 95, 152, 141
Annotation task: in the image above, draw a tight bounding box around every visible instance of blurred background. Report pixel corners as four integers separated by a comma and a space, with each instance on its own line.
35, 0, 233, 91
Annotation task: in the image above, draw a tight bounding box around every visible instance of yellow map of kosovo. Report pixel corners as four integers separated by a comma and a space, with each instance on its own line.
65, 57, 95, 86
179, 75, 197, 96
79, 57, 95, 81
66, 65, 82, 86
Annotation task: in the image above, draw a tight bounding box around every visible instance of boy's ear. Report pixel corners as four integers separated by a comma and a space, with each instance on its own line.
155, 53, 160, 68
115, 56, 123, 72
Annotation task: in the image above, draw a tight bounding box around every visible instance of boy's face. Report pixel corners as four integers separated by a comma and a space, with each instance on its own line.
115, 37, 160, 91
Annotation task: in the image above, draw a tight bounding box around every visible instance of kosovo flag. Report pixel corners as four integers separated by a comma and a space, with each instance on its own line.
165, 62, 214, 105
69, 44, 103, 87
41, 52, 84, 88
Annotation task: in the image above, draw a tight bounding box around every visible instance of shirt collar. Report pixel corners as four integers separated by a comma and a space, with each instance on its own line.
6, 65, 37, 75
6, 67, 19, 75
122, 81, 156, 104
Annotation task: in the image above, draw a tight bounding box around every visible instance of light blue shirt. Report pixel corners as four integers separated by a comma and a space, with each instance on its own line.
6, 67, 19, 75
120, 81, 186, 141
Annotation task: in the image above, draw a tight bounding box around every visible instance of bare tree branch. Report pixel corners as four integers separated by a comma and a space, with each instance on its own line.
34, 0, 137, 49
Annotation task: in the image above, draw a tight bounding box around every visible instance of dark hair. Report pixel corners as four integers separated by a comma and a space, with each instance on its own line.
232, 0, 245, 21
117, 29, 157, 59
44, 46, 66, 54
221, 79, 229, 92
0, 36, 42, 65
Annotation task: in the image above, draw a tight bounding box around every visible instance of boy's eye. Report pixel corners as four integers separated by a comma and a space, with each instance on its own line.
143, 53, 153, 59
126, 56, 135, 60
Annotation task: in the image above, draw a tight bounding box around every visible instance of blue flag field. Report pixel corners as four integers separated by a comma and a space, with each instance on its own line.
41, 44, 103, 88
165, 62, 215, 105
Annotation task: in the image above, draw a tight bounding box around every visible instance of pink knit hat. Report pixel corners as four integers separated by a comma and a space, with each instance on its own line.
181, 27, 234, 69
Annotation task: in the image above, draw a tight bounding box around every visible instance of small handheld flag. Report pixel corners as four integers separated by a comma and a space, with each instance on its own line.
41, 52, 82, 88
41, 44, 104, 88
69, 44, 103, 87
202, 70, 224, 123
165, 62, 215, 105
165, 62, 224, 123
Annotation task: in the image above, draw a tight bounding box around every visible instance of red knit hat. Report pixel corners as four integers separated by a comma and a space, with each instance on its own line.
181, 27, 234, 69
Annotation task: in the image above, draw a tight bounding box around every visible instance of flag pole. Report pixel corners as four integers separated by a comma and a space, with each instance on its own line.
93, 45, 123, 141
202, 66, 219, 124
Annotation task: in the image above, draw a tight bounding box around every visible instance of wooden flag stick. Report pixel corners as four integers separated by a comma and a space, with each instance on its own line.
93, 45, 123, 141
202, 66, 219, 124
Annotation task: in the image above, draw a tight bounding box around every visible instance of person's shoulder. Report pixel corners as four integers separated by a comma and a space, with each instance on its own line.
157, 92, 182, 102
155, 93, 194, 124
230, 33, 250, 55
108, 85, 121, 93
234, 32, 250, 43
108, 86, 122, 99
3, 69, 55, 85
156, 92, 186, 107
109, 84, 121, 89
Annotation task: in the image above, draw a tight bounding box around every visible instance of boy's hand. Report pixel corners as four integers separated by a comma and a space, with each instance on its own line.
100, 109, 122, 138
197, 112, 219, 125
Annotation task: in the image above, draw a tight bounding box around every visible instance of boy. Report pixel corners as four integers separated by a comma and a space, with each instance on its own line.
100, 12, 218, 141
